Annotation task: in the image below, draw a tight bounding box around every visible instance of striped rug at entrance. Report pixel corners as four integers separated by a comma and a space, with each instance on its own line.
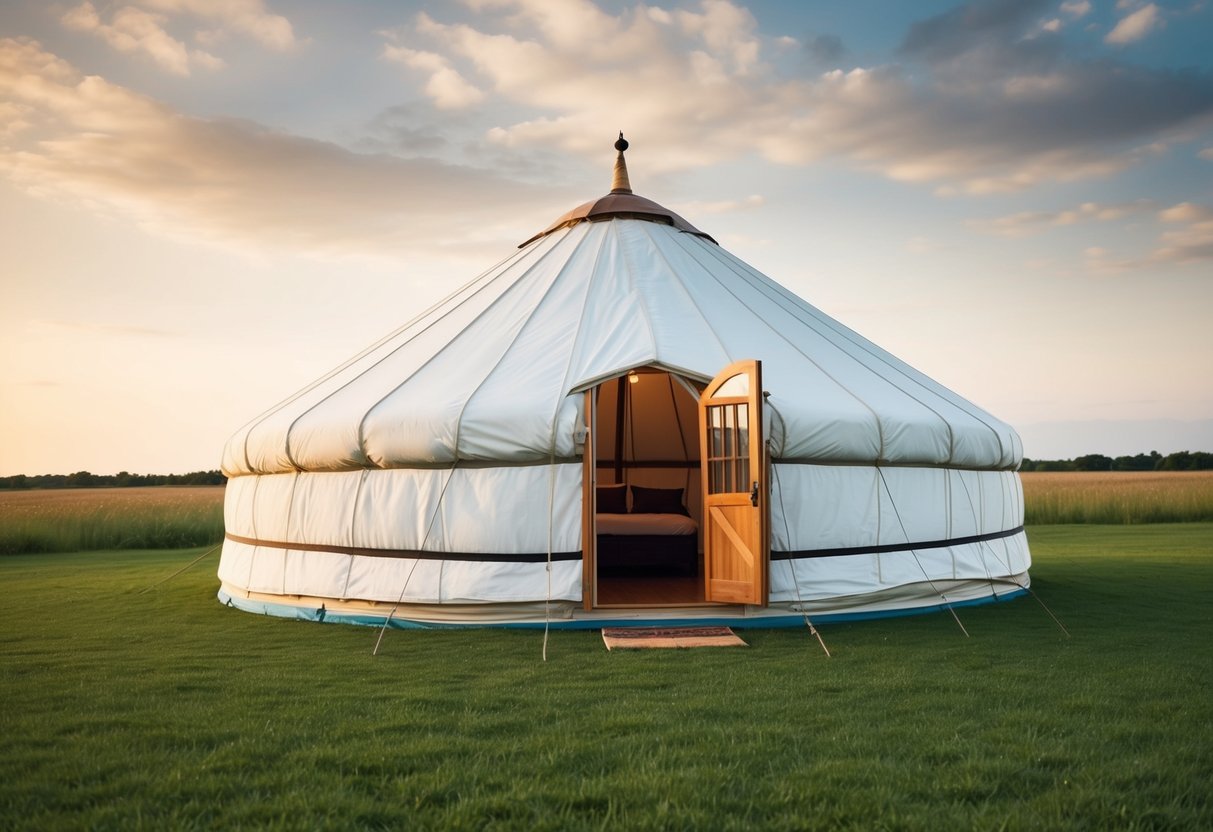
601, 626, 747, 650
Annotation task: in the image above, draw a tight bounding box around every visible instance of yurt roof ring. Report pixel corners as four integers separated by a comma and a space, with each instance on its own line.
519, 133, 718, 248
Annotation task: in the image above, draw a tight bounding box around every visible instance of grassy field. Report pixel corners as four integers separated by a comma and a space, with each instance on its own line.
1021, 471, 1213, 524
0, 486, 224, 554
1, 524, 1210, 829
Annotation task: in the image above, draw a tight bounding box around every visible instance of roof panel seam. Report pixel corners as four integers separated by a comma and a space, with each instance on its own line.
631, 222, 733, 369
350, 229, 578, 466
704, 244, 1009, 463
689, 240, 953, 461
552, 223, 612, 416
239, 241, 534, 475
612, 221, 661, 363
447, 224, 600, 464
662, 229, 888, 460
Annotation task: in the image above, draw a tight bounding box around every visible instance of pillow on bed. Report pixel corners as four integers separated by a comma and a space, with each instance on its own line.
596, 484, 628, 514
630, 485, 689, 516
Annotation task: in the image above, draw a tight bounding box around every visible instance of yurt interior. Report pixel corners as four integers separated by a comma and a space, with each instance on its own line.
589, 366, 707, 607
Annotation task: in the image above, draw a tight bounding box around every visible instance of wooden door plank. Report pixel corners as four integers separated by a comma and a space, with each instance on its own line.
708, 506, 755, 567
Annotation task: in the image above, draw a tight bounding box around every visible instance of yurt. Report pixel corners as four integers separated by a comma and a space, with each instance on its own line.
217, 136, 1030, 629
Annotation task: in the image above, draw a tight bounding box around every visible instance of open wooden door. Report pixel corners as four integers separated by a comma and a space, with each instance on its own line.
699, 360, 768, 605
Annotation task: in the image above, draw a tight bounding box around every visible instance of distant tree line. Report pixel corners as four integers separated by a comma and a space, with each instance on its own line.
0, 470, 226, 490
1020, 451, 1213, 472
2, 453, 1209, 487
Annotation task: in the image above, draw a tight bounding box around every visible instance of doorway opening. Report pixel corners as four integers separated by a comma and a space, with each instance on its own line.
589, 367, 708, 607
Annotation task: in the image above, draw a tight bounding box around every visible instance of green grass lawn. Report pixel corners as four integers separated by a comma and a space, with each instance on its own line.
2, 525, 1210, 830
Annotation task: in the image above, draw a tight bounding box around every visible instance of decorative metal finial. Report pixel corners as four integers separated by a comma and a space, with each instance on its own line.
610, 131, 632, 194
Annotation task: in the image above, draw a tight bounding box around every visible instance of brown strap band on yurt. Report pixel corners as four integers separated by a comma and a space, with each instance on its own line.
223, 533, 582, 563
771, 525, 1025, 560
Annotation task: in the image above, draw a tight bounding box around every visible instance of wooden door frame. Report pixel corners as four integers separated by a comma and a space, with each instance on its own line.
580, 372, 711, 610
581, 388, 595, 611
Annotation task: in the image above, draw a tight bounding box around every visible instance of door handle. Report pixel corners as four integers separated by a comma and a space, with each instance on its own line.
750, 481, 759, 507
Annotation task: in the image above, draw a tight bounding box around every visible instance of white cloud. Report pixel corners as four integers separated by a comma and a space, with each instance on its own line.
1080, 247, 1140, 274
0, 38, 554, 258
1154, 202, 1213, 263
970, 200, 1155, 236
1159, 202, 1213, 223
1061, 201, 1153, 223
0, 100, 31, 135
1198, 147, 1213, 160
968, 210, 1054, 237
646, 7, 673, 25
60, 0, 297, 74
463, 0, 616, 54
395, 0, 1213, 195
191, 49, 226, 71
61, 2, 220, 76
1002, 73, 1074, 99
140, 0, 298, 50
1077, 202, 1213, 268
1106, 3, 1162, 44
382, 45, 484, 109
1060, 0, 1092, 18
673, 0, 761, 75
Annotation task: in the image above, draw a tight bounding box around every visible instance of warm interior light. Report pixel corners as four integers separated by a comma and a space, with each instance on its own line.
628, 372, 639, 384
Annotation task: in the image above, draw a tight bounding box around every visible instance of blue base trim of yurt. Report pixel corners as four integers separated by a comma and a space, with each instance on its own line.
217, 587, 1027, 631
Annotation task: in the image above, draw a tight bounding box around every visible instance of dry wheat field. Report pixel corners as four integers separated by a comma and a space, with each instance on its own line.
1020, 470, 1213, 524
0, 486, 224, 554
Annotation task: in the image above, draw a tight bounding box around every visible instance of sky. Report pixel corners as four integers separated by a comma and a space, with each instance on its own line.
1, 0, 1211, 476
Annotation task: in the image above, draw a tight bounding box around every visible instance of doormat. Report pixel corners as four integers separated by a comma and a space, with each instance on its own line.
601, 626, 747, 650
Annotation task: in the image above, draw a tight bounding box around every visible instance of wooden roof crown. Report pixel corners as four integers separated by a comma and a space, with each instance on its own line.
520, 133, 717, 247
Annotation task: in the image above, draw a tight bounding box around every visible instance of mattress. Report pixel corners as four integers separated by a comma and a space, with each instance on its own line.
595, 513, 698, 536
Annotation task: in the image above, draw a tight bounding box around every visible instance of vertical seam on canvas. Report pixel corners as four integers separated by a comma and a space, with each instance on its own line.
662, 230, 891, 463
237, 245, 529, 474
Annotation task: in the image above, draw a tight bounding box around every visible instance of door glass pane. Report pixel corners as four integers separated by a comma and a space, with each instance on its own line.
737, 404, 749, 458
725, 406, 736, 492
705, 398, 755, 496
716, 373, 749, 397
723, 405, 734, 459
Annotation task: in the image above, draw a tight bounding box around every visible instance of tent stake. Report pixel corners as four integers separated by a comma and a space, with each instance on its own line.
805, 616, 832, 658
787, 558, 832, 657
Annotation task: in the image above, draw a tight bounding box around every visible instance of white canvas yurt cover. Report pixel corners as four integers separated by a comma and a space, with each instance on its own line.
217, 137, 1030, 629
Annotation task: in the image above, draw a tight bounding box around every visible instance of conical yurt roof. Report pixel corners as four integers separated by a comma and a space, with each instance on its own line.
222, 139, 1021, 479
